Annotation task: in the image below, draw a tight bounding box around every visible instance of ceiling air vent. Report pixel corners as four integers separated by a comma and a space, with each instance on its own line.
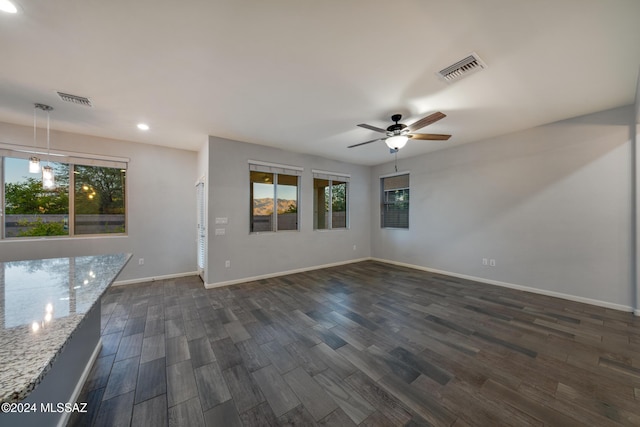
437, 52, 486, 83
57, 91, 93, 107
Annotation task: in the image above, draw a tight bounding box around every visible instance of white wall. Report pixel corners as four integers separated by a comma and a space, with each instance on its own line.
371, 106, 635, 310
0, 121, 198, 282
205, 136, 371, 286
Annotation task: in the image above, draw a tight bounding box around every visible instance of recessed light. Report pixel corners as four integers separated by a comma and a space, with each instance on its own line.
0, 0, 18, 13
137, 123, 150, 131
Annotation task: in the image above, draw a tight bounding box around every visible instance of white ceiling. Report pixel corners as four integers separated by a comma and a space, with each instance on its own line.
0, 0, 638, 166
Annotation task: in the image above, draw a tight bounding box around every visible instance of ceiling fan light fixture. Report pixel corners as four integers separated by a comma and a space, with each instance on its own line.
385, 135, 408, 150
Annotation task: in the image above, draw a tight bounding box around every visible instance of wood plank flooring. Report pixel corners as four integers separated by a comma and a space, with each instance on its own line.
68, 261, 640, 426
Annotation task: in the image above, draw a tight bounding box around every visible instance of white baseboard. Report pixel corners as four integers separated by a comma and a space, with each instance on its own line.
205, 258, 370, 289
132, 260, 639, 316
57, 338, 102, 427
112, 271, 199, 286
371, 258, 636, 314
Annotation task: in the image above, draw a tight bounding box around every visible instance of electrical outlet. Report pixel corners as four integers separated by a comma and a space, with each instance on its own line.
353, 245, 357, 251
482, 258, 488, 266
490, 259, 496, 267
225, 260, 230, 268
138, 258, 144, 265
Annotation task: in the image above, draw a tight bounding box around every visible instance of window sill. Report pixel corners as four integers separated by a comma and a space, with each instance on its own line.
1, 234, 128, 242
250, 229, 300, 235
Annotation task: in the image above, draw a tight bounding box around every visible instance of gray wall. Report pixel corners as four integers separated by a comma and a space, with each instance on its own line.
206, 136, 371, 286
371, 106, 635, 310
0, 121, 198, 282
635, 71, 640, 315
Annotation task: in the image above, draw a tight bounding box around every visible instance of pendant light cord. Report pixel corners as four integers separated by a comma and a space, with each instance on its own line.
46, 109, 50, 165
33, 106, 37, 148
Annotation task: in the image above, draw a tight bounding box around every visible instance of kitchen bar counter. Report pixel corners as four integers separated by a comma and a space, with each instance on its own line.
0, 253, 131, 405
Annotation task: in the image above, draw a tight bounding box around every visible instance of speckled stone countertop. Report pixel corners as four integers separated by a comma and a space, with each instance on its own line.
0, 253, 131, 403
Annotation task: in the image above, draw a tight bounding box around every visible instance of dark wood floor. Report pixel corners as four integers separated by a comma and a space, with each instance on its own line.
68, 261, 640, 426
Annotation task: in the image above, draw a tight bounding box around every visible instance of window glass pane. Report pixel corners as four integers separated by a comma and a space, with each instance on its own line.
381, 174, 409, 229
250, 171, 274, 232
382, 188, 409, 228
313, 178, 329, 230
4, 158, 69, 237
331, 181, 347, 228
277, 174, 298, 231
74, 165, 126, 234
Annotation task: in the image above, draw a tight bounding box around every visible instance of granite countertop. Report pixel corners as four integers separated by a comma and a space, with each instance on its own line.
0, 253, 131, 403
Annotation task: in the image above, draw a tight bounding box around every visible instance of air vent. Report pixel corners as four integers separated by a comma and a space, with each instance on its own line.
437, 52, 486, 83
57, 91, 93, 107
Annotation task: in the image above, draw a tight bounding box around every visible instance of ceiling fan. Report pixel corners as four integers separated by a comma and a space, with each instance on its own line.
349, 112, 451, 150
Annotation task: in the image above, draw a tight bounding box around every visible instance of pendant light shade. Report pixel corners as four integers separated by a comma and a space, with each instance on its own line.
42, 165, 55, 189
29, 156, 41, 173
385, 135, 408, 150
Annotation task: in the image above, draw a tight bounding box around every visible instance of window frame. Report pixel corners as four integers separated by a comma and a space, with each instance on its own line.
249, 160, 302, 234
0, 143, 128, 240
73, 163, 127, 236
380, 172, 410, 229
312, 170, 350, 231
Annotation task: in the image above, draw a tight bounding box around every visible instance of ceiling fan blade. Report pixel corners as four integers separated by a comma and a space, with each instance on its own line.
357, 123, 387, 133
408, 133, 451, 141
348, 138, 383, 148
408, 112, 446, 132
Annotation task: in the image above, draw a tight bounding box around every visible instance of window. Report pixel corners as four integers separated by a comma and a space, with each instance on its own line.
249, 161, 301, 233
313, 170, 349, 230
74, 165, 126, 234
276, 174, 298, 231
4, 157, 69, 237
1, 145, 127, 238
381, 173, 409, 228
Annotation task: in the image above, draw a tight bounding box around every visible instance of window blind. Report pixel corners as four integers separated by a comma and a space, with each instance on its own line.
311, 169, 350, 182
248, 160, 303, 176
382, 173, 409, 191
0, 143, 128, 169
196, 181, 206, 270
381, 173, 409, 229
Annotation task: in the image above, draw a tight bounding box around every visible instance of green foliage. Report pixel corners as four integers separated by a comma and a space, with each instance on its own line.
75, 165, 125, 215
5, 177, 69, 214
17, 218, 67, 237
331, 183, 347, 212
4, 162, 125, 237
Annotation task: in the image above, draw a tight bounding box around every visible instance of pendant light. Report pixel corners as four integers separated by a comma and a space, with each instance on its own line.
35, 103, 55, 189
29, 106, 40, 173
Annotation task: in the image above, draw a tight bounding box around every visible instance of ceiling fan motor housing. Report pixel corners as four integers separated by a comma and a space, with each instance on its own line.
387, 123, 407, 135
387, 114, 407, 135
